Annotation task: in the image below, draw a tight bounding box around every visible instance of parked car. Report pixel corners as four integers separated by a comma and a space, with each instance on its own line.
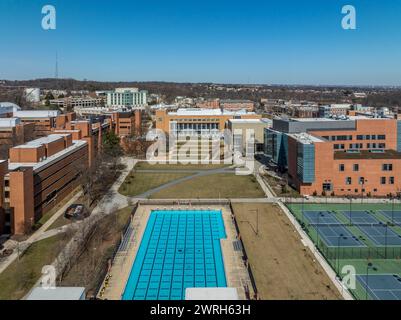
64, 204, 89, 220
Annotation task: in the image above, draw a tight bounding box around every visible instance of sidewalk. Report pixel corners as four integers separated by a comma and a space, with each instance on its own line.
0, 190, 83, 275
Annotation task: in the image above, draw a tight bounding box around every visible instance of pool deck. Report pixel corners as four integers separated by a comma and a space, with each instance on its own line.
99, 204, 253, 300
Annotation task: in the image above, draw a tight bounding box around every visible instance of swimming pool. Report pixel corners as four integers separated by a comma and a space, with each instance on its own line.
122, 210, 227, 300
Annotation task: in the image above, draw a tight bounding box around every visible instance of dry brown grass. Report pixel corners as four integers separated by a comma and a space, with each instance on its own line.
232, 203, 342, 300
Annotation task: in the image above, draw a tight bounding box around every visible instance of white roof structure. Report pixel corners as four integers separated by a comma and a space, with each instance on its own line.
26, 287, 85, 300
0, 117, 21, 128
0, 102, 21, 114
228, 118, 272, 124
13, 110, 60, 118
170, 108, 255, 116
9, 139, 87, 172
13, 134, 69, 149
185, 288, 239, 300
288, 132, 325, 144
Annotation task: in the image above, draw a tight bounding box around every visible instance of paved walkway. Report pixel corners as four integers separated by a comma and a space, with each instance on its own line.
92, 157, 137, 214
0, 190, 83, 275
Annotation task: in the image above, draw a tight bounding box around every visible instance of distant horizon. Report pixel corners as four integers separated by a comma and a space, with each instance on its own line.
2, 77, 401, 89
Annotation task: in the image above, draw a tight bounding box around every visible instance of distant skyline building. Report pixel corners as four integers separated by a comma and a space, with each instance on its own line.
106, 88, 147, 108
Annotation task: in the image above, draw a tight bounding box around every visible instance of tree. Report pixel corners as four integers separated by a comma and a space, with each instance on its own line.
102, 131, 123, 158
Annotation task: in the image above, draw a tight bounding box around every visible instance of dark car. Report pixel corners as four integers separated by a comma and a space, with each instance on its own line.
64, 204, 89, 220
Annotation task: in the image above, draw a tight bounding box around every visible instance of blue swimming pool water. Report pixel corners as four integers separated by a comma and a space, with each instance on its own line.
122, 210, 227, 300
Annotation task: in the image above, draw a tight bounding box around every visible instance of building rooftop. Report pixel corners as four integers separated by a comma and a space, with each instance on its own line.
13, 110, 60, 118
26, 287, 85, 300
9, 139, 87, 172
0, 117, 21, 128
334, 149, 401, 160
13, 134, 70, 149
288, 132, 325, 144
228, 118, 271, 124
170, 108, 255, 116
185, 288, 238, 300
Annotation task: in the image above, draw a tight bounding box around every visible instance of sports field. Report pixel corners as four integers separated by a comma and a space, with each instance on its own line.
287, 202, 401, 300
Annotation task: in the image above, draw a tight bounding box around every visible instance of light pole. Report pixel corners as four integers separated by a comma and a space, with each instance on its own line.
391, 196, 395, 224
348, 196, 353, 225
385, 223, 388, 259
366, 263, 378, 300
337, 234, 347, 274
302, 196, 305, 226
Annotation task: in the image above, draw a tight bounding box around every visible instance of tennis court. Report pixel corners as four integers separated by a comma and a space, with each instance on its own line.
342, 211, 401, 246
303, 211, 365, 247
357, 274, 401, 300
381, 210, 401, 224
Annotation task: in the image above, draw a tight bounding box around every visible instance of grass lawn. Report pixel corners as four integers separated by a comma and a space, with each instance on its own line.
119, 172, 194, 196
135, 162, 229, 171
150, 173, 265, 199
0, 234, 70, 300
232, 203, 341, 300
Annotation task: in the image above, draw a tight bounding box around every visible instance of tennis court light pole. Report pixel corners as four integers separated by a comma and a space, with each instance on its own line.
385, 223, 388, 259
337, 234, 344, 273
366, 263, 377, 300
391, 196, 395, 224
348, 196, 352, 225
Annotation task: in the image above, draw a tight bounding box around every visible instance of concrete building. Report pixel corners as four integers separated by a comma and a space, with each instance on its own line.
265, 116, 401, 196
50, 96, 103, 109
24, 88, 40, 103
156, 108, 261, 138
318, 104, 352, 118
227, 118, 272, 154
106, 88, 147, 108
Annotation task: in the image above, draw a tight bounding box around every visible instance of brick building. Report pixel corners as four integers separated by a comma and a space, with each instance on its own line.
265, 116, 401, 197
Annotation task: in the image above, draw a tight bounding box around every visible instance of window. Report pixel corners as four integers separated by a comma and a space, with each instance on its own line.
378, 135, 386, 140
382, 164, 393, 171
390, 177, 395, 185
322, 183, 332, 191
346, 177, 352, 185
371, 135, 377, 140
334, 144, 345, 150
339, 164, 345, 172
353, 164, 359, 172
356, 135, 364, 140
378, 143, 386, 148
381, 177, 386, 184
359, 177, 365, 184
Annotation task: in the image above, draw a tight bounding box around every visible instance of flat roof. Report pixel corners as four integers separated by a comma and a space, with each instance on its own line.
170, 108, 255, 116
185, 288, 239, 300
228, 118, 271, 124
288, 132, 325, 144
13, 110, 60, 118
334, 149, 401, 160
9, 139, 87, 172
0, 118, 21, 127
26, 287, 85, 300
13, 134, 70, 149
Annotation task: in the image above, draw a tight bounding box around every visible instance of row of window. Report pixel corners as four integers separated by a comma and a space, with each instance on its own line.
339, 163, 393, 172
323, 134, 386, 141
345, 177, 395, 185
344, 176, 395, 185
333, 143, 386, 150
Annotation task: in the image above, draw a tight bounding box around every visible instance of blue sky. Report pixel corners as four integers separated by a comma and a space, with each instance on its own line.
0, 0, 400, 85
